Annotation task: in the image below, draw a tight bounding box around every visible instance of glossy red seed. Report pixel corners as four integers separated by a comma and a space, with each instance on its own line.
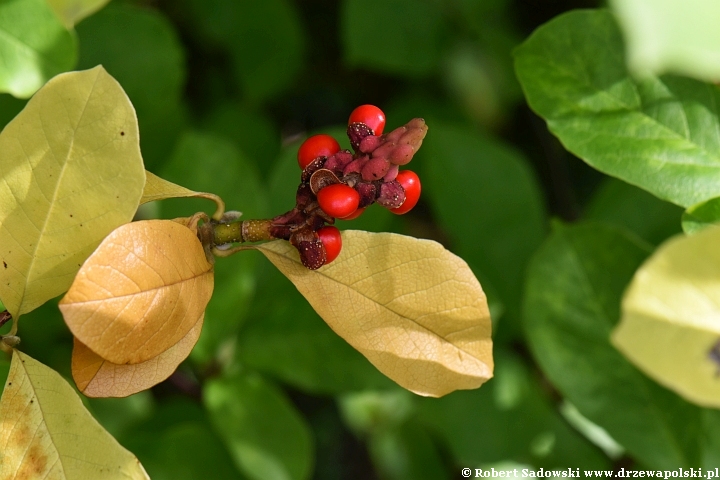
348, 105, 386, 135
297, 134, 341, 169
317, 184, 360, 218
317, 226, 342, 264
390, 170, 421, 215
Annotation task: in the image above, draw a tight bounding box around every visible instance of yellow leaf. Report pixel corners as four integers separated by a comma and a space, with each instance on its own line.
73, 314, 204, 398
60, 220, 214, 365
141, 170, 225, 219
0, 66, 145, 318
255, 231, 493, 397
0, 350, 150, 479
46, 0, 110, 27
612, 227, 720, 408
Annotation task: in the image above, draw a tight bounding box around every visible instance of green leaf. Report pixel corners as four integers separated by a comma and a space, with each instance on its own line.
0, 350, 150, 479
612, 226, 720, 409
204, 371, 314, 480
585, 178, 682, 245
417, 350, 611, 468
47, 0, 110, 27
681, 196, 720, 234
143, 422, 245, 480
177, 0, 305, 102
239, 266, 394, 394
0, 66, 145, 318
610, 0, 720, 82
702, 409, 720, 469
514, 9, 720, 208
368, 420, 447, 480
420, 123, 546, 335
341, 0, 443, 76
159, 131, 268, 365
0, 0, 77, 98
202, 103, 281, 179
524, 222, 702, 468
76, 3, 187, 168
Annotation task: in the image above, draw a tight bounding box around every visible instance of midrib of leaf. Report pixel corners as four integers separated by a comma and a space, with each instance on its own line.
20, 70, 99, 314
15, 355, 67, 478
559, 232, 692, 467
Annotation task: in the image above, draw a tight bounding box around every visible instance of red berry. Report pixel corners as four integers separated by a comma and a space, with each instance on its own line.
348, 105, 386, 135
340, 207, 365, 220
317, 184, 360, 218
317, 226, 342, 264
390, 170, 421, 215
298, 134, 341, 169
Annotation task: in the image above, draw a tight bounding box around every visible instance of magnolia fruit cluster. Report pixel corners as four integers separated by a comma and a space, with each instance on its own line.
270, 105, 427, 270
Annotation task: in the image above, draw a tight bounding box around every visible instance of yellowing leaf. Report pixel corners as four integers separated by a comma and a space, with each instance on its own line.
47, 0, 110, 27
141, 170, 197, 203
0, 350, 150, 479
612, 227, 720, 408
255, 230, 493, 397
0, 66, 145, 318
73, 314, 204, 398
141, 170, 225, 219
60, 220, 214, 365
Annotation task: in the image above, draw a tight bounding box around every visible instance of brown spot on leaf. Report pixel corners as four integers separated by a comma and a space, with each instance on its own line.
120, 131, 125, 136
2, 261, 6, 268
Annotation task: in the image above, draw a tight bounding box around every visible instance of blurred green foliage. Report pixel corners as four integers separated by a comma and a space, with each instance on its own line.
3, 0, 719, 478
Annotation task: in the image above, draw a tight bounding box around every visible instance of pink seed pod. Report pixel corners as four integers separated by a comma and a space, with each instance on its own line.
361, 157, 391, 181
383, 164, 399, 182
389, 144, 415, 165
359, 135, 382, 153
376, 180, 406, 209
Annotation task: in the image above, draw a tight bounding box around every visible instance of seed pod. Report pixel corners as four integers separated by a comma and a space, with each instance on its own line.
347, 122, 373, 151
376, 180, 406, 209
359, 135, 382, 153
361, 157, 391, 181
389, 144, 415, 165
323, 150, 354, 174
291, 228, 326, 270
355, 182, 377, 208
383, 164, 399, 182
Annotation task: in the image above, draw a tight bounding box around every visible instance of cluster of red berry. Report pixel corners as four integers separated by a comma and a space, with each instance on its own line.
269, 105, 427, 269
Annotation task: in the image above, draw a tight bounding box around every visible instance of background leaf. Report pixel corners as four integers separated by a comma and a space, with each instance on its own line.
341, 0, 444, 77
0, 0, 77, 98
514, 9, 720, 208
418, 350, 611, 469
613, 226, 720, 409
584, 178, 682, 245
204, 371, 313, 480
0, 350, 149, 479
60, 220, 213, 365
76, 3, 187, 169
610, 0, 720, 82
256, 230, 493, 397
681, 197, 720, 234
237, 266, 394, 395
47, 0, 110, 27
524, 222, 702, 468
0, 66, 145, 318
